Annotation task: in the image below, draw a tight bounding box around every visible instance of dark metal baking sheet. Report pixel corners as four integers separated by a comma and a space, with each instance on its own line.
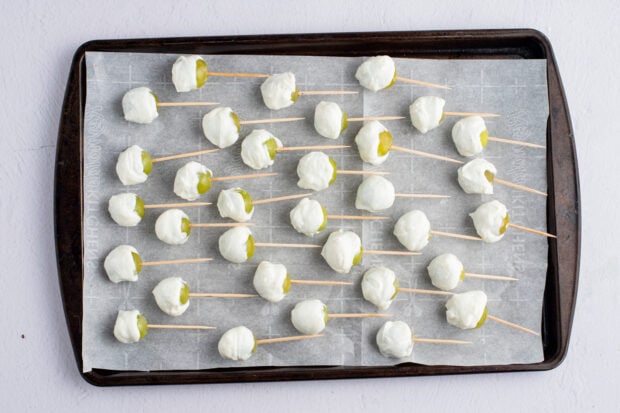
54, 29, 580, 386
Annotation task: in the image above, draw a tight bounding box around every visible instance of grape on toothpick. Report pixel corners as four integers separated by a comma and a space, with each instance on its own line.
113, 309, 215, 344
171, 55, 268, 93
252, 261, 353, 303
290, 299, 392, 335
452, 116, 545, 157
289, 197, 389, 237
218, 325, 322, 361
152, 277, 256, 317
376, 320, 471, 359
260, 72, 358, 111
355, 55, 450, 92
457, 158, 547, 196
121, 87, 219, 124
103, 244, 212, 283
409, 96, 499, 134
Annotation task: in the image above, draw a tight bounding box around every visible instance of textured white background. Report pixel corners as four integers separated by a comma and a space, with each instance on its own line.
0, 0, 615, 411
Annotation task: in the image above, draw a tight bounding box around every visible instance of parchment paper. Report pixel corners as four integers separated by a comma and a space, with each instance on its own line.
82, 52, 548, 372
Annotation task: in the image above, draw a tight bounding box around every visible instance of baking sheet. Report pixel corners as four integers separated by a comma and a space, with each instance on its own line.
82, 52, 548, 372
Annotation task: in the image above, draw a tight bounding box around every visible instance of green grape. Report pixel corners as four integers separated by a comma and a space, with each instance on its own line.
438, 112, 446, 125
341, 112, 348, 132
246, 234, 255, 260
137, 314, 148, 339
475, 306, 488, 328
322, 305, 329, 324
282, 274, 292, 294
131, 251, 142, 275
499, 213, 510, 235
390, 278, 400, 300
263, 138, 279, 160
181, 217, 192, 236
484, 170, 495, 183
197, 170, 212, 195
230, 112, 241, 132
480, 129, 489, 148
141, 151, 153, 175
150, 92, 159, 104
328, 157, 338, 185
352, 247, 363, 266
134, 196, 145, 218
459, 268, 466, 281
290, 87, 299, 102
377, 131, 393, 156
251, 336, 258, 354
235, 189, 253, 214
180, 282, 190, 305
195, 58, 209, 88
384, 70, 397, 90
317, 206, 328, 232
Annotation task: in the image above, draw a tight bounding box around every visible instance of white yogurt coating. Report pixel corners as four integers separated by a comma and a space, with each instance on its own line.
171, 55, 203, 92
457, 158, 497, 194
445, 290, 488, 329
152, 277, 190, 316
122, 87, 159, 124
240, 129, 282, 170
296, 151, 335, 191
427, 253, 465, 291
154, 209, 190, 245
469, 200, 509, 243
218, 226, 253, 263
291, 299, 328, 335
108, 193, 142, 227
253, 261, 289, 303
314, 101, 346, 139
260, 72, 297, 110
376, 321, 414, 358
355, 55, 396, 92
409, 96, 445, 133
354, 121, 391, 165
361, 267, 398, 310
103, 244, 140, 283
173, 161, 212, 201
320, 230, 362, 274
116, 145, 149, 185
217, 188, 254, 222
202, 107, 240, 148
289, 198, 326, 237
113, 310, 142, 344
452, 116, 488, 156
393, 210, 431, 252
355, 175, 396, 212
218, 326, 256, 361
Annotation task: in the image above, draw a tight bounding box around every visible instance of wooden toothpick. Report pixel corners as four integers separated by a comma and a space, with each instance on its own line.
507, 223, 556, 239
486, 315, 540, 336
255, 334, 323, 345
253, 242, 322, 249
188, 293, 258, 298
464, 272, 519, 282
144, 201, 212, 209
253, 193, 313, 205
207, 71, 269, 78
276, 145, 350, 152
211, 172, 278, 182
190, 222, 254, 228
364, 250, 421, 256
326, 214, 390, 221
337, 170, 389, 176
430, 230, 483, 242
141, 257, 213, 267
328, 313, 393, 319
493, 178, 547, 196
151, 148, 220, 163
488, 136, 545, 149
413, 337, 472, 344
289, 280, 354, 286
394, 76, 450, 90
148, 324, 216, 330
391, 145, 464, 164
156, 101, 219, 108
298, 90, 359, 96
239, 117, 305, 125
395, 193, 450, 199
398, 287, 455, 296
443, 111, 501, 118
348, 116, 406, 122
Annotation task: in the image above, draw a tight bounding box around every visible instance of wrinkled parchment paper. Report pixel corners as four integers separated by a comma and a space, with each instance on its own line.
82, 52, 548, 372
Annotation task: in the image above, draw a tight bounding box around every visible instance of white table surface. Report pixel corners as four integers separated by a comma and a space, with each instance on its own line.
1, 1, 615, 411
